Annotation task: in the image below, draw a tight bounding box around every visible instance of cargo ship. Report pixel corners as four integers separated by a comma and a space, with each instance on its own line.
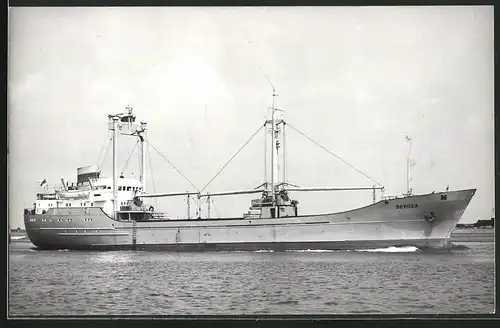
23, 98, 476, 251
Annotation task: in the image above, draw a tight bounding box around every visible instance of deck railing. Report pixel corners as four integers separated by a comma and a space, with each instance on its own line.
381, 195, 401, 201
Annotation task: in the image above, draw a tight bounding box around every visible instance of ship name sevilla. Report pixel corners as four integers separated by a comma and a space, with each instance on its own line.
396, 204, 419, 209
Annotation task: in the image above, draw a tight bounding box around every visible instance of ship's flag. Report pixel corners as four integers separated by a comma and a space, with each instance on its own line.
40, 179, 47, 187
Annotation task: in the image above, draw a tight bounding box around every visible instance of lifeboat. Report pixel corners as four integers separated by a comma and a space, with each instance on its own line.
56, 190, 90, 200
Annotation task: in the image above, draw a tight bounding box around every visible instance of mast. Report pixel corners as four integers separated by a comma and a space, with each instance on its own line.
406, 135, 413, 196
270, 90, 277, 204
283, 122, 286, 184
108, 106, 142, 215
264, 120, 267, 185
112, 116, 119, 215
139, 122, 147, 192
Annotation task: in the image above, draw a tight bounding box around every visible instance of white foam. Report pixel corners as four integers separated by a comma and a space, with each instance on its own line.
10, 236, 26, 240
355, 246, 420, 253
253, 250, 274, 253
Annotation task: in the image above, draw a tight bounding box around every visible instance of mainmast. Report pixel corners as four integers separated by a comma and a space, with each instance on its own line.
270, 90, 277, 204
108, 106, 146, 215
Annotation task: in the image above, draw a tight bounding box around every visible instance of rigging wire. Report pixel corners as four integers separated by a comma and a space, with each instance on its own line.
120, 140, 139, 175
286, 123, 383, 187
147, 142, 158, 210
96, 131, 111, 168
138, 140, 142, 178
199, 123, 265, 194
147, 140, 199, 192
211, 198, 220, 219
186, 193, 197, 219
98, 136, 113, 174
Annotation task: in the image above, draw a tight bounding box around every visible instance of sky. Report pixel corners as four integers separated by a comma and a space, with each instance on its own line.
8, 6, 494, 229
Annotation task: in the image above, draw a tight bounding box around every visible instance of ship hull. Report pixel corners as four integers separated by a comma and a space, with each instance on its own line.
24, 189, 476, 251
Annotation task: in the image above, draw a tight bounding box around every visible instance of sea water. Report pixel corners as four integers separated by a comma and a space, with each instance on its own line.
8, 231, 494, 316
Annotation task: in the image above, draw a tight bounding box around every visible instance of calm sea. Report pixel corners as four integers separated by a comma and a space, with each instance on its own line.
8, 231, 495, 316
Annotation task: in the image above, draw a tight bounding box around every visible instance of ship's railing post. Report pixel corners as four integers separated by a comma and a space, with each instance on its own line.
197, 193, 202, 219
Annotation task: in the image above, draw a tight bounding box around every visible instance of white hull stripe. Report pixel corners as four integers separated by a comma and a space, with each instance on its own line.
114, 219, 426, 229
37, 227, 115, 230
32, 219, 426, 232
57, 232, 130, 236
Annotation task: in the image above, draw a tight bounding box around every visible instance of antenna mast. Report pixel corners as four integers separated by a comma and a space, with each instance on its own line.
406, 135, 413, 196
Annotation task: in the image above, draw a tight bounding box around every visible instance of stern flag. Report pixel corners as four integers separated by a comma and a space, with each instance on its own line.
40, 179, 47, 187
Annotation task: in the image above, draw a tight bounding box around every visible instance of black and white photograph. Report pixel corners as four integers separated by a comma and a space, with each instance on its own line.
8, 6, 494, 316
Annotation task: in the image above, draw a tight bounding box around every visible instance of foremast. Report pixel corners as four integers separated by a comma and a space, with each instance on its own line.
108, 106, 148, 217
